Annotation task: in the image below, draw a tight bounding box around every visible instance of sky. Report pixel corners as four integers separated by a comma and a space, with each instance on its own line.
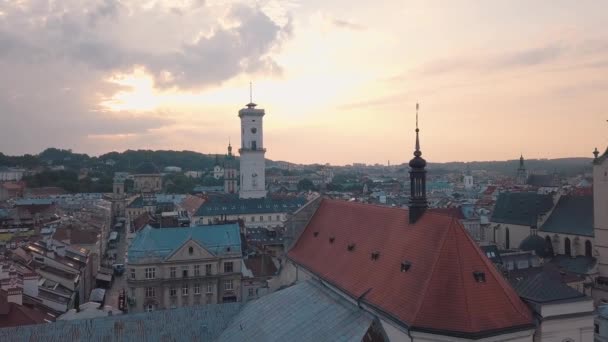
0, 0, 607, 165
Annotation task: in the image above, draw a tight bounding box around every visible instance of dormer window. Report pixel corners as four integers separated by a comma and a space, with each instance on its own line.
188, 246, 193, 255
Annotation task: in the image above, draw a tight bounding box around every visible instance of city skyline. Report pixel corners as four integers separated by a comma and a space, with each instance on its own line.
1, 1, 607, 165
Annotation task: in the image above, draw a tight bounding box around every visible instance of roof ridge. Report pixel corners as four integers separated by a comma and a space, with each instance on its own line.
411, 216, 452, 323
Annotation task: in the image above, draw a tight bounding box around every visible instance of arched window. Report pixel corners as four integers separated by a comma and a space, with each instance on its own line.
585, 240, 593, 257
505, 228, 510, 250
545, 236, 554, 256
565, 238, 571, 257
188, 246, 194, 255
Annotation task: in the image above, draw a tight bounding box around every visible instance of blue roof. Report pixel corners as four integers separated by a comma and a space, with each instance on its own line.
0, 303, 242, 341
195, 194, 306, 217
217, 280, 375, 342
128, 224, 241, 263
14, 198, 55, 206
127, 194, 187, 208
540, 195, 593, 237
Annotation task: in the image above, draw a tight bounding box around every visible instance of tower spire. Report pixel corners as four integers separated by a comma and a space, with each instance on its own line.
408, 102, 427, 224
246, 82, 256, 108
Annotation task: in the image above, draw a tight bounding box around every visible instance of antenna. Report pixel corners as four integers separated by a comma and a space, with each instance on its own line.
249, 82, 253, 103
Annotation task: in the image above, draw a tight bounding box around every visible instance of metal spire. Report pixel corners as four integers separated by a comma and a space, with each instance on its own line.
246, 82, 257, 108
415, 103, 420, 154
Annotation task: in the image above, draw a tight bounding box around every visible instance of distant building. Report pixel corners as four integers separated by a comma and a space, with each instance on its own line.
212, 155, 224, 180
0, 167, 26, 182
516, 155, 528, 185
132, 162, 162, 193
223, 143, 238, 194
126, 224, 243, 313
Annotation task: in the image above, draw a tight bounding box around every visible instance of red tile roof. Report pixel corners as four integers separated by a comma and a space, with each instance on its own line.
0, 291, 51, 328
287, 199, 533, 337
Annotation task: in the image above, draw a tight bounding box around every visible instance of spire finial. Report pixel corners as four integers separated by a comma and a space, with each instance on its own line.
414, 103, 421, 155
246, 82, 257, 108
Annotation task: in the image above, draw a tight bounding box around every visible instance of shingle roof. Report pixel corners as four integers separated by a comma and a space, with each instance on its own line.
526, 174, 559, 187
128, 224, 241, 263
511, 268, 586, 304
540, 195, 593, 237
195, 194, 306, 217
287, 199, 534, 338
491, 192, 554, 226
217, 280, 376, 342
0, 302, 242, 341
549, 255, 596, 275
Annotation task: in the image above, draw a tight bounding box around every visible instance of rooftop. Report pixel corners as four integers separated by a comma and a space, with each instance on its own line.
287, 199, 534, 338
195, 194, 306, 217
128, 224, 242, 263
511, 268, 586, 304
540, 195, 593, 237
491, 192, 554, 226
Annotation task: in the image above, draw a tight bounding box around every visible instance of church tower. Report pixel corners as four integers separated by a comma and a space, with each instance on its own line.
593, 146, 608, 278
224, 141, 238, 194
238, 93, 267, 199
409, 103, 428, 224
464, 165, 474, 190
516, 155, 528, 185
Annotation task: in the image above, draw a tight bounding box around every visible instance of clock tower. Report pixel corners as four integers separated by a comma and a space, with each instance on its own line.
238, 101, 267, 199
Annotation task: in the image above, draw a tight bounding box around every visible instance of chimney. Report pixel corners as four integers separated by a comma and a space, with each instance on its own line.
4, 287, 23, 306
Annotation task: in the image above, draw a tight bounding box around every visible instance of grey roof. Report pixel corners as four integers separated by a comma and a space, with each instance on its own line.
0, 303, 242, 341
511, 269, 586, 304
217, 280, 376, 342
540, 195, 593, 237
491, 192, 554, 226
549, 255, 596, 275
195, 194, 306, 217
526, 174, 559, 187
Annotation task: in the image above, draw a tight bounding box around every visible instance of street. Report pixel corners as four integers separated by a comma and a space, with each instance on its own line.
105, 230, 128, 310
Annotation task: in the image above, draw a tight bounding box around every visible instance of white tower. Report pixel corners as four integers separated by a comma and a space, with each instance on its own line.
238, 97, 267, 199
464, 166, 474, 190
593, 147, 608, 277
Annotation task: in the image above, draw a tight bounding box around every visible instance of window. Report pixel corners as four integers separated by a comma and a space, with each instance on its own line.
194, 265, 201, 276
130, 269, 135, 280
276, 215, 280, 221
224, 279, 234, 291
205, 264, 212, 275
170, 267, 176, 278
182, 266, 189, 278
224, 262, 234, 273
260, 215, 264, 221
194, 284, 201, 295
207, 283, 213, 294
182, 285, 188, 296
130, 287, 135, 297
188, 246, 194, 255
268, 215, 271, 221
565, 238, 571, 257
170, 287, 177, 297
145, 287, 155, 298
595, 324, 599, 334
248, 288, 254, 297
145, 268, 156, 279
586, 240, 593, 257
146, 304, 154, 312
251, 216, 255, 222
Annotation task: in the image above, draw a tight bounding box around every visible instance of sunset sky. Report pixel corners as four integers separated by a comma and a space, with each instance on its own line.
0, 0, 607, 165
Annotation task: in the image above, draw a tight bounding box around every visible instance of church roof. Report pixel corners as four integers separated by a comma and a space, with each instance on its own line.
128, 224, 241, 263
540, 195, 593, 237
287, 199, 534, 338
491, 192, 554, 226
134, 161, 160, 174
194, 194, 306, 217
217, 280, 376, 342
519, 234, 551, 258
511, 268, 586, 304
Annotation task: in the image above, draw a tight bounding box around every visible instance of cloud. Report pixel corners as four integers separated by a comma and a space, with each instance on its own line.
332, 18, 365, 31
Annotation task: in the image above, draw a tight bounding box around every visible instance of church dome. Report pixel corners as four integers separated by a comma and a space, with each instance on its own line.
519, 234, 551, 258
409, 154, 427, 169
135, 161, 160, 174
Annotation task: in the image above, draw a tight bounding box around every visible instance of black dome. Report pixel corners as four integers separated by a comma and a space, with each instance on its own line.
135, 161, 160, 174
519, 234, 551, 258
409, 154, 427, 169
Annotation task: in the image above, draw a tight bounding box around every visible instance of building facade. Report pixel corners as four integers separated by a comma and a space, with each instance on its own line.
224, 143, 238, 194
126, 224, 243, 313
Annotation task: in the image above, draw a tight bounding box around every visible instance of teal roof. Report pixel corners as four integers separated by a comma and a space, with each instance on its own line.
0, 303, 242, 341
128, 224, 241, 264
491, 192, 553, 226
195, 194, 306, 217
540, 195, 593, 237
14, 198, 55, 206
217, 280, 375, 341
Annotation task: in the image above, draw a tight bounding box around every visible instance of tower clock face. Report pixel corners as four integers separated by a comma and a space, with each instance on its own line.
251, 127, 257, 134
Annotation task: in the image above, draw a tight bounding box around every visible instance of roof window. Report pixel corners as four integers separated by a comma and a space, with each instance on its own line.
473, 271, 486, 283
347, 243, 355, 252
371, 251, 380, 261
329, 237, 335, 244
313, 231, 319, 237
400, 261, 412, 272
